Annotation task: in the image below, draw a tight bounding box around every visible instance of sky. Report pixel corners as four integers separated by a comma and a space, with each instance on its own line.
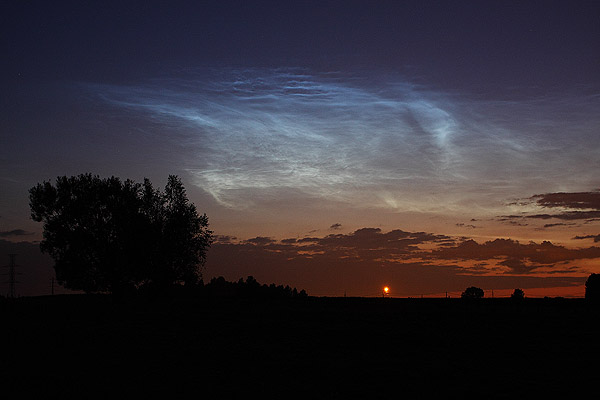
1, 0, 599, 297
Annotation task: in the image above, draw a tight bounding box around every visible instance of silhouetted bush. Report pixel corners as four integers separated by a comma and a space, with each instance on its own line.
511, 288, 525, 300
461, 286, 484, 300
585, 273, 600, 302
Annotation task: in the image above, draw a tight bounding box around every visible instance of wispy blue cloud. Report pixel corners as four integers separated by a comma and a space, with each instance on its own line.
83, 68, 600, 214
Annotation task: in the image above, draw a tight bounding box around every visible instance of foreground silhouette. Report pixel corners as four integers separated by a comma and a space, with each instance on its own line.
461, 286, 484, 299
29, 174, 213, 297
1, 294, 599, 398
511, 288, 525, 300
586, 273, 600, 302
131, 275, 309, 301
202, 275, 308, 299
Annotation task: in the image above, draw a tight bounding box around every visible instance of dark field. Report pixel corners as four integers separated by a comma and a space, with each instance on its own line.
2, 295, 599, 398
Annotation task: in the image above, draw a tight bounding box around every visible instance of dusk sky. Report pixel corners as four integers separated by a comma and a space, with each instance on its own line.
2, 1, 599, 297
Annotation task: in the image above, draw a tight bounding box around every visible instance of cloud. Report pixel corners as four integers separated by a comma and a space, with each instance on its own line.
0, 229, 34, 238
500, 189, 600, 223
213, 235, 238, 243
245, 236, 276, 246
84, 67, 600, 214
456, 223, 477, 229
207, 227, 600, 281
498, 258, 536, 275
499, 212, 600, 223
497, 218, 528, 226
534, 211, 600, 221
293, 228, 454, 261
329, 223, 342, 230
212, 227, 453, 264
426, 238, 600, 274
541, 223, 575, 229
531, 191, 600, 210
573, 234, 600, 243
204, 228, 592, 296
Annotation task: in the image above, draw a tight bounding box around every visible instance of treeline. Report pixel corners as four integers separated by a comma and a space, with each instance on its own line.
0, 276, 308, 303
201, 276, 308, 299
128, 275, 308, 300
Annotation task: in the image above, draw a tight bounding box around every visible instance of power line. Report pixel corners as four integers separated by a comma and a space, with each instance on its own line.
2, 254, 21, 298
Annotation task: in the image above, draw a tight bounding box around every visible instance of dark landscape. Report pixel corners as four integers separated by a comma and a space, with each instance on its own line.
2, 293, 599, 398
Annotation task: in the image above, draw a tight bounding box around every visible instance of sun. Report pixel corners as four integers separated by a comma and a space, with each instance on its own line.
383, 286, 390, 295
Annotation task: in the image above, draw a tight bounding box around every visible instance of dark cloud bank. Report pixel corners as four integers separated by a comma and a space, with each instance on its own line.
503, 190, 600, 222
206, 227, 595, 297
574, 234, 600, 243
533, 191, 600, 210
0, 229, 34, 238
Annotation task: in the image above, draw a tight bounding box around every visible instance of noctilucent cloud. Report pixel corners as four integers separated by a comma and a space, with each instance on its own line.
85, 68, 600, 214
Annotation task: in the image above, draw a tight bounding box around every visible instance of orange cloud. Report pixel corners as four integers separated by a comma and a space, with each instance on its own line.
426, 238, 600, 268
203, 227, 600, 296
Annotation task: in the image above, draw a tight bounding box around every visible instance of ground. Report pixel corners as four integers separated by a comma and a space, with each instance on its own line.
1, 295, 598, 398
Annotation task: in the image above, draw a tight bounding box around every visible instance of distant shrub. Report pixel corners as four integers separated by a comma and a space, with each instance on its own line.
511, 288, 525, 300
461, 286, 484, 299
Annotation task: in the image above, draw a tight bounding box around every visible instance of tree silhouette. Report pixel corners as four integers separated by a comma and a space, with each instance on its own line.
29, 174, 213, 296
511, 288, 525, 300
144, 176, 213, 292
461, 286, 484, 299
585, 273, 600, 302
204, 276, 308, 299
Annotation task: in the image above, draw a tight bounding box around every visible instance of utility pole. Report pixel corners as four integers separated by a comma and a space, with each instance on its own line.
2, 254, 19, 298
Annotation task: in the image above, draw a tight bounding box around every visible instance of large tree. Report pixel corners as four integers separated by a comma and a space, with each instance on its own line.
29, 174, 213, 296
585, 273, 600, 302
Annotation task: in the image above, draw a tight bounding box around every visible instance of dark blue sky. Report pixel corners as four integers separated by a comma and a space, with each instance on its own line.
4, 1, 599, 90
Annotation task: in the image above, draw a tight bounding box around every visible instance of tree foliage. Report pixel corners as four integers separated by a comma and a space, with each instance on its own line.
461, 286, 484, 299
585, 273, 600, 302
29, 174, 213, 296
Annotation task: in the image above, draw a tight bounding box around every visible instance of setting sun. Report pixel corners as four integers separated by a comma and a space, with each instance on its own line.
383, 286, 390, 294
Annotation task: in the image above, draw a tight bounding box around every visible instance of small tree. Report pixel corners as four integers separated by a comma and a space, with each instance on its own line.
29, 174, 213, 296
585, 274, 600, 302
461, 286, 484, 299
511, 288, 525, 300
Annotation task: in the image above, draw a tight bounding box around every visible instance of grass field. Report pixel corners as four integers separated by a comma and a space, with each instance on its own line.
2, 295, 599, 398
